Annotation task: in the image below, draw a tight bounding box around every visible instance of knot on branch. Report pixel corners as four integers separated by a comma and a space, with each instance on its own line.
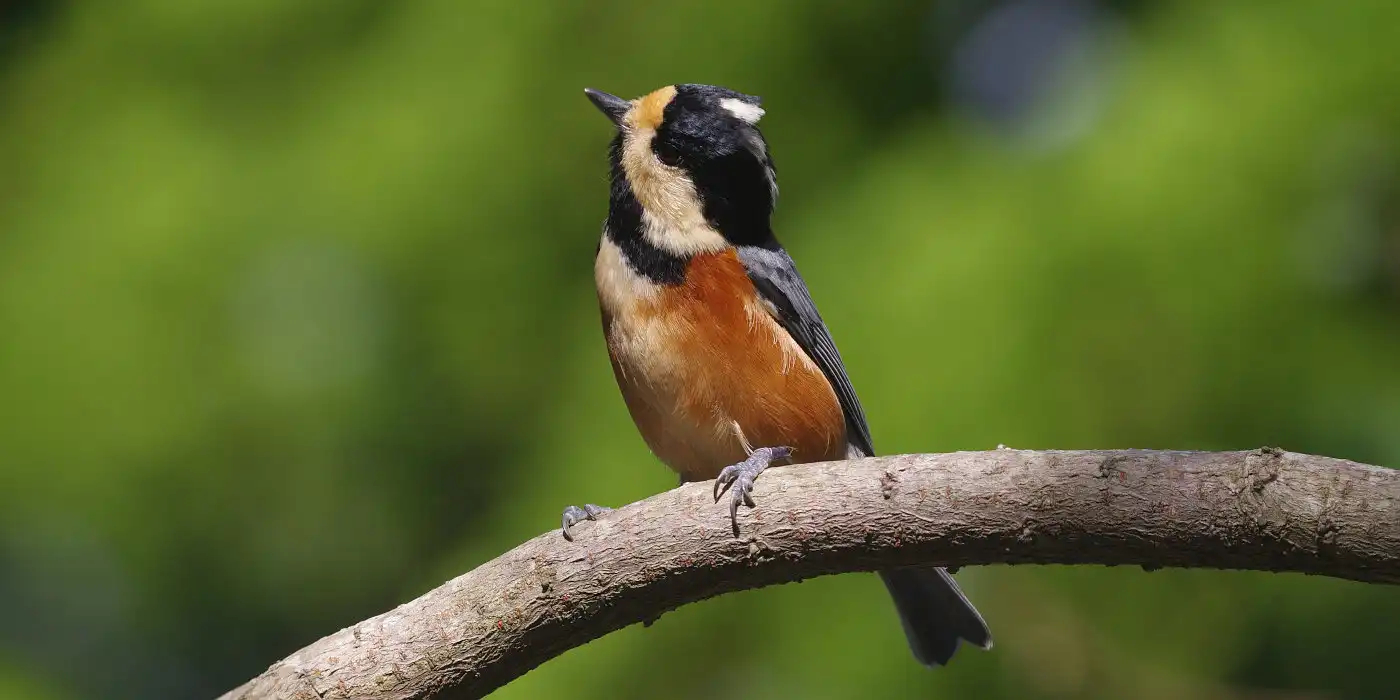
221, 449, 1400, 700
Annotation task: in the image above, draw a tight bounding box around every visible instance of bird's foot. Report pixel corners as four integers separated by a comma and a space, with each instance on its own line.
560, 503, 612, 542
714, 445, 793, 537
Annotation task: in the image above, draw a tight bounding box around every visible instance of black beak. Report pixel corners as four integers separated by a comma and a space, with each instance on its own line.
584, 88, 630, 126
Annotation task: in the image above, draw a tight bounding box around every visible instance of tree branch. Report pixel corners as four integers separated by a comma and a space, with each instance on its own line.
219, 448, 1399, 700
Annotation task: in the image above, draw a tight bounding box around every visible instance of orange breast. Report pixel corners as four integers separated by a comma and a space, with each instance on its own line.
601, 249, 847, 482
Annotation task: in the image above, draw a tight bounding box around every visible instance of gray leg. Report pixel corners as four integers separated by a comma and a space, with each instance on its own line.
560, 503, 612, 541
713, 445, 793, 536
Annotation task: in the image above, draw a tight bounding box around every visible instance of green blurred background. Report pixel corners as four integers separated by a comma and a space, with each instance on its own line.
2, 1, 1399, 698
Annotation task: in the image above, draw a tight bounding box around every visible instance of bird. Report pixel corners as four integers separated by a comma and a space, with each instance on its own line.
561, 83, 993, 667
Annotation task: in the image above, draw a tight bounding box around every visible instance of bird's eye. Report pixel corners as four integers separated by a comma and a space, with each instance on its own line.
653, 139, 683, 167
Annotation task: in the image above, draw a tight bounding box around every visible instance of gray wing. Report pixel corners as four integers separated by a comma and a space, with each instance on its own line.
737, 245, 875, 458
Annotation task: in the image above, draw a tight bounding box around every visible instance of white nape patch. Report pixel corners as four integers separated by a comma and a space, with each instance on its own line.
763, 163, 779, 203
738, 130, 779, 204
751, 137, 779, 203
720, 98, 765, 124
595, 235, 659, 314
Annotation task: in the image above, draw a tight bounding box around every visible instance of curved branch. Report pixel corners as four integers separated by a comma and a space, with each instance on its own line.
220, 448, 1399, 700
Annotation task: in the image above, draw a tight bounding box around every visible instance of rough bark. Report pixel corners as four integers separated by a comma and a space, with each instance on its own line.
219, 448, 1399, 700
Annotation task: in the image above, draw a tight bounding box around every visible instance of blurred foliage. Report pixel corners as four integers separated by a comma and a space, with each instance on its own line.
1, 1, 1398, 698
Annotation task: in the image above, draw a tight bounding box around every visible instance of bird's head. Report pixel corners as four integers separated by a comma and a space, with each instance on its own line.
586, 84, 778, 253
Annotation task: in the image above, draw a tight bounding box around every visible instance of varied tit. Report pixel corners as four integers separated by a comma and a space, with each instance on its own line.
562, 83, 992, 667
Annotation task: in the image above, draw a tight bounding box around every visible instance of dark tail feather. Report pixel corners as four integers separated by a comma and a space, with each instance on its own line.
879, 566, 992, 667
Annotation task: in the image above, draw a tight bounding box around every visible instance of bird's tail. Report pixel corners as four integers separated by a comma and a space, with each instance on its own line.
879, 566, 992, 667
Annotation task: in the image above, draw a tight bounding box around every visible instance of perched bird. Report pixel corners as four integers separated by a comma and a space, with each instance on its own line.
562, 83, 992, 667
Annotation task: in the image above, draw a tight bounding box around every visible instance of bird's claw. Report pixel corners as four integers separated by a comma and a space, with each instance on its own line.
714, 445, 793, 537
561, 503, 612, 541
